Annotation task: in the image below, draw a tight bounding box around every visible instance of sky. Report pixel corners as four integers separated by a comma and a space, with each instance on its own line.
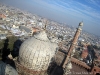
0, 0, 100, 36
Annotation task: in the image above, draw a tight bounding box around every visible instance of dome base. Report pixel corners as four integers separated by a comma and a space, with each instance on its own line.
15, 60, 48, 75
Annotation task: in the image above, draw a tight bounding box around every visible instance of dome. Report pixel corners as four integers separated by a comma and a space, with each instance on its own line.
79, 22, 83, 26
18, 31, 58, 71
50, 37, 59, 43
0, 61, 18, 75
5, 64, 18, 75
66, 62, 72, 69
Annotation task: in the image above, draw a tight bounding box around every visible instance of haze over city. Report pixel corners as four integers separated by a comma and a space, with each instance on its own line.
0, 0, 100, 36
0, 0, 100, 75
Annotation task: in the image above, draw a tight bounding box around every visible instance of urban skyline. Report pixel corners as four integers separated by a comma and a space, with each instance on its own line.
0, 0, 100, 36
0, 3, 100, 75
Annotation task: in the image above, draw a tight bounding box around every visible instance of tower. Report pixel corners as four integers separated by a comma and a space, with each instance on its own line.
63, 22, 83, 68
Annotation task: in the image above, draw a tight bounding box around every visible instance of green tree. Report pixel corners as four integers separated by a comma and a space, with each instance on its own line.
73, 51, 81, 59
0, 40, 5, 49
7, 36, 18, 51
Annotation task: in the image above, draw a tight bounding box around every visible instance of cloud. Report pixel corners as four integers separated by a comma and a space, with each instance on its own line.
89, 0, 100, 8
31, 0, 100, 25
40, 0, 100, 35
43, 0, 100, 23
1, 0, 100, 35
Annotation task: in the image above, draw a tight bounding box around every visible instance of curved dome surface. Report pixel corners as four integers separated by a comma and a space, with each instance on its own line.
18, 31, 58, 71
0, 61, 18, 75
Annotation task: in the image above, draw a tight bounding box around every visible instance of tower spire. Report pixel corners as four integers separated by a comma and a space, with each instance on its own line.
63, 22, 83, 68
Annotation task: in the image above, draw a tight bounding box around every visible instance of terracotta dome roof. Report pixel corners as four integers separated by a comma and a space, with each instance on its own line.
18, 31, 58, 71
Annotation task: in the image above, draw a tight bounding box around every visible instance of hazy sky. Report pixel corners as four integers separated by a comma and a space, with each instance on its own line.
0, 0, 100, 36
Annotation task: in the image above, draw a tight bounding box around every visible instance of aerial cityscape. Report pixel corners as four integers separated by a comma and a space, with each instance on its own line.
0, 0, 100, 75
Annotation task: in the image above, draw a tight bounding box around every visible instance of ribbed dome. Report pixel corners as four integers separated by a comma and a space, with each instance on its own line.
18, 31, 58, 71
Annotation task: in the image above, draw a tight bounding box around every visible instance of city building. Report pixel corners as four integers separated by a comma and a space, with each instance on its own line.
19, 26, 33, 36
0, 13, 6, 20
